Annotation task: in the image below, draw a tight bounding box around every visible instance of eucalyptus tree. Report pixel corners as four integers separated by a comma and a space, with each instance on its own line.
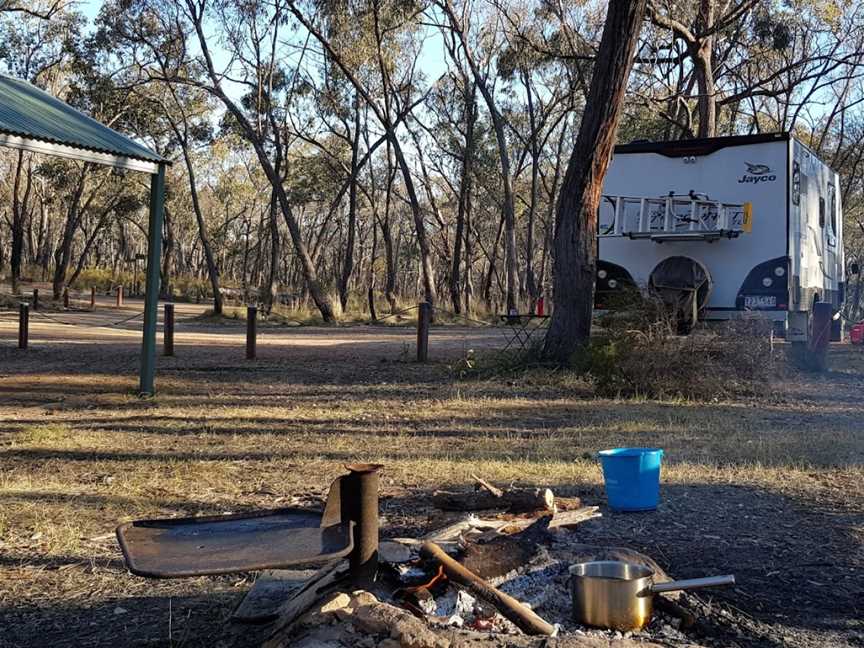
436, 0, 520, 315
132, 81, 226, 312
543, 0, 647, 362
0, 6, 79, 292
285, 0, 440, 307
101, 0, 337, 320
641, 1, 864, 138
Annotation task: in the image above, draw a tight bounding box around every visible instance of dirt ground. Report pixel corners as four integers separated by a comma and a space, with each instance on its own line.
0, 297, 862, 648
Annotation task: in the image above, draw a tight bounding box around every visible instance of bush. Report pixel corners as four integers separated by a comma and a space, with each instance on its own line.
579, 297, 778, 399
68, 268, 131, 292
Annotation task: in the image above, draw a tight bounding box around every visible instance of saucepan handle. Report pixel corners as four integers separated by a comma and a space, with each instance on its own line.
650, 574, 735, 594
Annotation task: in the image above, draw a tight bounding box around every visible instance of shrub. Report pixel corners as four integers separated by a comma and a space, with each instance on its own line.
579, 297, 777, 399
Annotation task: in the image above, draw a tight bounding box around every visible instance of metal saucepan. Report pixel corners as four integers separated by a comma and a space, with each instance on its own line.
569, 560, 735, 631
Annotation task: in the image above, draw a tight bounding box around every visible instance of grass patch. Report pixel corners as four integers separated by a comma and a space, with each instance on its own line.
16, 423, 73, 445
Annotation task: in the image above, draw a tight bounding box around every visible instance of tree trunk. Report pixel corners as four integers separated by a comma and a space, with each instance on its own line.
451, 83, 477, 315
10, 151, 31, 294
441, 0, 518, 315
523, 68, 540, 309
339, 97, 362, 313
178, 135, 224, 314
52, 168, 89, 300
262, 184, 280, 315
694, 0, 717, 138
543, 0, 647, 362
160, 205, 175, 297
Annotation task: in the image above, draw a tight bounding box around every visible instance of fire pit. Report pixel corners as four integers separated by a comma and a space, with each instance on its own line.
115, 468, 736, 648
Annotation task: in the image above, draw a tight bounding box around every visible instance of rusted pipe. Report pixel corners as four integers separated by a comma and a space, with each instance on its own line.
341, 463, 382, 587
420, 541, 555, 636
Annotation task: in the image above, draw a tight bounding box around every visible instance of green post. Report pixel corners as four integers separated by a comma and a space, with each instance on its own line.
139, 164, 166, 396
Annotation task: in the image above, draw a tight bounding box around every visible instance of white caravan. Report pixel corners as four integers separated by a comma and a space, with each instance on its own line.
595, 132, 850, 340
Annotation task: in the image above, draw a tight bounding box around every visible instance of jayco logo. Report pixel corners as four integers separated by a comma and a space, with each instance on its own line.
738, 162, 776, 184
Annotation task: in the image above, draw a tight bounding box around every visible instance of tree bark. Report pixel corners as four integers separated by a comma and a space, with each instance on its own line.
693, 0, 717, 138
451, 82, 477, 315
543, 0, 647, 362
10, 151, 32, 294
338, 96, 362, 312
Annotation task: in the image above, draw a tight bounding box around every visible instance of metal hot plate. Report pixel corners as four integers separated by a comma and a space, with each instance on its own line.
116, 508, 353, 578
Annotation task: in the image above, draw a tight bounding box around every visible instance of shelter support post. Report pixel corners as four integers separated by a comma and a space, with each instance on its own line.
139, 164, 166, 396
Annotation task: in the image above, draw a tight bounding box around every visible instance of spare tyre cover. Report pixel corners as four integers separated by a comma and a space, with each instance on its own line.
649, 256, 709, 294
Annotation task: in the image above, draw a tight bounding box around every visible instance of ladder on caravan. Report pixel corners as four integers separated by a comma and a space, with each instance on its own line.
598, 195, 752, 242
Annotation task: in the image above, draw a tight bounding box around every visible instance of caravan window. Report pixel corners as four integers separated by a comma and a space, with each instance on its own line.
829, 182, 837, 235
819, 197, 825, 228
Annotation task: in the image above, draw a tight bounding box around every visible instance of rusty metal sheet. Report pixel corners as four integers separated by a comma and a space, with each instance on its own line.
116, 508, 353, 578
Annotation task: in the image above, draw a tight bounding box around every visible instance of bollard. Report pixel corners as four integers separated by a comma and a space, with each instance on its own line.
116, 285, 124, 308
18, 303, 29, 349
63, 287, 70, 309
164, 303, 175, 357
417, 302, 431, 362
808, 302, 832, 372
536, 296, 545, 317
90, 286, 96, 310
246, 306, 257, 359
32, 288, 38, 311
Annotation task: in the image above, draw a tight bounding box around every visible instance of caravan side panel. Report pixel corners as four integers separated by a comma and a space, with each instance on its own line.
789, 140, 844, 313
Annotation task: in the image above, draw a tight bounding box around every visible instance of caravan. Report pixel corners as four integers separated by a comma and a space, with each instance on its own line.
595, 132, 852, 341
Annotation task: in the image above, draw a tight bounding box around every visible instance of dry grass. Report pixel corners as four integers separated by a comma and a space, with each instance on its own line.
1, 301, 863, 647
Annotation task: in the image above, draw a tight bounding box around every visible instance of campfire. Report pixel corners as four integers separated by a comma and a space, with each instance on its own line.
116, 466, 734, 647
249, 475, 727, 647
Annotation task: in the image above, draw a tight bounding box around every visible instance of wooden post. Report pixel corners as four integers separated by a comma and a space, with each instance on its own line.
18, 303, 29, 349
32, 288, 38, 311
246, 305, 257, 360
90, 286, 96, 310
417, 302, 431, 362
63, 288, 70, 309
164, 303, 174, 357
116, 285, 124, 308
809, 301, 832, 372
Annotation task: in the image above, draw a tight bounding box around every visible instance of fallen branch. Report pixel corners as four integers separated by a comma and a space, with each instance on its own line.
470, 473, 503, 498
392, 507, 601, 548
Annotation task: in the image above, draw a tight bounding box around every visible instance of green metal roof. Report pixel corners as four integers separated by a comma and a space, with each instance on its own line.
0, 74, 165, 165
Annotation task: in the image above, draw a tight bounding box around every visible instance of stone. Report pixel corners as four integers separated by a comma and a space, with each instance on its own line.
378, 640, 402, 648
352, 604, 400, 635
380, 541, 413, 563
395, 623, 451, 648
349, 590, 381, 610
320, 592, 352, 615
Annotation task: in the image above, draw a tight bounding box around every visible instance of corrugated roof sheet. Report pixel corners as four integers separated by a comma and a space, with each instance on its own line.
0, 74, 165, 164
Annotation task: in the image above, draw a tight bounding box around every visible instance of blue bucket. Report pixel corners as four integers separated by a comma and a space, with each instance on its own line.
598, 448, 664, 511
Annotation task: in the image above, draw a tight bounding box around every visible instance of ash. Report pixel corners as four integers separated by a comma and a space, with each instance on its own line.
426, 544, 696, 645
